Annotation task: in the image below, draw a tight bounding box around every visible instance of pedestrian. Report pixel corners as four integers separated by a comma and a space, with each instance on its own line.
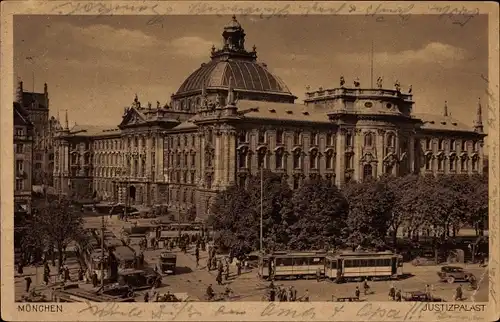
195, 248, 200, 267
355, 286, 360, 300
78, 268, 84, 281
269, 286, 276, 302
216, 271, 223, 285
425, 284, 431, 299
363, 279, 370, 295
206, 284, 215, 301
17, 262, 24, 275
316, 267, 321, 282
64, 266, 70, 282
455, 285, 463, 301
236, 260, 242, 276
288, 286, 294, 302
43, 271, 49, 285
144, 292, 149, 302
92, 271, 98, 287
389, 284, 396, 301
395, 289, 402, 302
224, 264, 230, 281
25, 276, 32, 293
302, 289, 310, 302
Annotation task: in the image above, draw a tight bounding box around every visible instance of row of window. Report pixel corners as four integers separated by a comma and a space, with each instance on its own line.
167, 153, 196, 168
93, 136, 158, 151
238, 149, 336, 170
424, 155, 479, 172
169, 187, 196, 203
238, 130, 335, 147
167, 135, 197, 149
168, 170, 197, 184
424, 138, 480, 152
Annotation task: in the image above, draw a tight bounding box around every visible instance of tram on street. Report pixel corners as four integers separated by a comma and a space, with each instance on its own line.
324, 251, 403, 282
257, 250, 403, 282
257, 251, 327, 280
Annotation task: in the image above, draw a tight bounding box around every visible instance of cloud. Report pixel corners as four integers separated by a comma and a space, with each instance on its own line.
169, 36, 215, 58
338, 42, 468, 68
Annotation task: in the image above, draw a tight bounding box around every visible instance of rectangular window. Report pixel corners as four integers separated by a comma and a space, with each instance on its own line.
15, 128, 24, 136
16, 160, 23, 173
15, 179, 24, 191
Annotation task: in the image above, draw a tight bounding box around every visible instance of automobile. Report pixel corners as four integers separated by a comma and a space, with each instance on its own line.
402, 291, 444, 302
437, 266, 475, 283
118, 268, 162, 290
158, 252, 177, 275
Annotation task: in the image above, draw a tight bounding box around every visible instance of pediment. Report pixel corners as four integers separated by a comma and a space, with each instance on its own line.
119, 108, 146, 128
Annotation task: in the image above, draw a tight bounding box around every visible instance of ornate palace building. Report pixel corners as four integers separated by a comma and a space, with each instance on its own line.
53, 16, 486, 220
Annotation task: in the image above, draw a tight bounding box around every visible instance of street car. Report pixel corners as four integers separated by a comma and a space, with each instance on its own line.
437, 266, 475, 283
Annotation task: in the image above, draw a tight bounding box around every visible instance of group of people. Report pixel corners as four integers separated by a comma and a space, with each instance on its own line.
265, 282, 309, 302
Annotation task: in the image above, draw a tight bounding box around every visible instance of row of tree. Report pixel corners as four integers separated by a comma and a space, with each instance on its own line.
209, 172, 488, 256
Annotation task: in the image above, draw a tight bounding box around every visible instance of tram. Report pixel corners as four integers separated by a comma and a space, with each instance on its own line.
257, 251, 326, 280
324, 251, 403, 282
257, 250, 403, 282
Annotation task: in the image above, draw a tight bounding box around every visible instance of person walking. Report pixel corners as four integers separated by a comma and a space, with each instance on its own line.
355, 286, 360, 300
25, 276, 32, 293
216, 271, 223, 285
144, 292, 149, 302
389, 283, 396, 301
316, 267, 321, 282
395, 289, 402, 302
363, 279, 370, 295
195, 247, 200, 268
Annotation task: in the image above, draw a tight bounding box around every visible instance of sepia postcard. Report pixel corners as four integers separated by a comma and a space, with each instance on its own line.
1, 1, 499, 321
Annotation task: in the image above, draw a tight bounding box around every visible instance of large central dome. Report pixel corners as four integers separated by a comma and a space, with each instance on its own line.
173, 16, 296, 104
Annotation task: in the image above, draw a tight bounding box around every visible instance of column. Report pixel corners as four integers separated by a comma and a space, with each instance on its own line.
409, 135, 415, 173
335, 130, 345, 186
353, 129, 362, 182
146, 134, 152, 178
214, 130, 222, 187
198, 133, 205, 185
376, 129, 384, 177
227, 132, 236, 186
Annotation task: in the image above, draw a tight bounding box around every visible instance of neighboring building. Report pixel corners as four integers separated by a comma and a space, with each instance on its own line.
53, 16, 487, 220
14, 102, 34, 214
15, 81, 60, 187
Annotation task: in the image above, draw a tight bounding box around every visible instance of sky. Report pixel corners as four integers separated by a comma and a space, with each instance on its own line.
14, 14, 489, 132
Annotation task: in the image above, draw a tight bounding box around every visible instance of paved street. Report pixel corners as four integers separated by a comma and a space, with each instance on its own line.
15, 215, 489, 303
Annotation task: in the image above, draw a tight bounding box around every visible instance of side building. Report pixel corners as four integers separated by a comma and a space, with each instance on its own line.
14, 102, 34, 214
52, 16, 487, 221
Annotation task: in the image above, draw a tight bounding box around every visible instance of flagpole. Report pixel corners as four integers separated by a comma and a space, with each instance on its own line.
370, 40, 374, 88
260, 165, 263, 253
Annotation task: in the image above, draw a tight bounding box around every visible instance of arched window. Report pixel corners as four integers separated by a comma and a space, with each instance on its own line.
363, 164, 373, 181
326, 151, 334, 169
311, 132, 318, 145
425, 138, 432, 150
450, 139, 456, 151
345, 133, 353, 147
345, 155, 352, 170
386, 133, 395, 147
293, 151, 301, 169
238, 131, 247, 143
239, 151, 247, 168
258, 149, 266, 169
258, 131, 266, 144
438, 157, 444, 171
309, 150, 318, 169
449, 156, 455, 171
364, 133, 373, 147
276, 129, 284, 144
326, 133, 334, 146
294, 132, 301, 145
275, 149, 283, 169
438, 139, 444, 150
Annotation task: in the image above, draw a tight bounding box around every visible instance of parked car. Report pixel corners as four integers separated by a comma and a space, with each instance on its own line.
437, 266, 474, 283
403, 291, 444, 302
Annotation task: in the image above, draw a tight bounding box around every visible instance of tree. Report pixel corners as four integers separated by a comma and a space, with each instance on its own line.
285, 178, 349, 251
209, 184, 258, 255
342, 178, 395, 249
247, 171, 293, 251
386, 174, 420, 248
30, 198, 84, 271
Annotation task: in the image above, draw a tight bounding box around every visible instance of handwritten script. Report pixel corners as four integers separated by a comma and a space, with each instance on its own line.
214, 305, 246, 316
357, 302, 425, 321
365, 4, 414, 23
51, 2, 162, 15
429, 5, 480, 27
78, 301, 144, 318
151, 302, 202, 320
261, 303, 316, 319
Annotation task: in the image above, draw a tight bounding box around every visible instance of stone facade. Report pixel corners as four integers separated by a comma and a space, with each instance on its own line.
52, 16, 486, 221
14, 102, 34, 213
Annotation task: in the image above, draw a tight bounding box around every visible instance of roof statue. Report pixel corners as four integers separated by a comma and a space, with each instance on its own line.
408, 85, 412, 93
211, 44, 216, 54
354, 77, 360, 88
252, 45, 257, 52
148, 102, 152, 109
133, 94, 141, 108
306, 85, 311, 92
157, 101, 161, 108
215, 93, 221, 108
340, 76, 345, 87
376, 76, 383, 89
394, 80, 401, 92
